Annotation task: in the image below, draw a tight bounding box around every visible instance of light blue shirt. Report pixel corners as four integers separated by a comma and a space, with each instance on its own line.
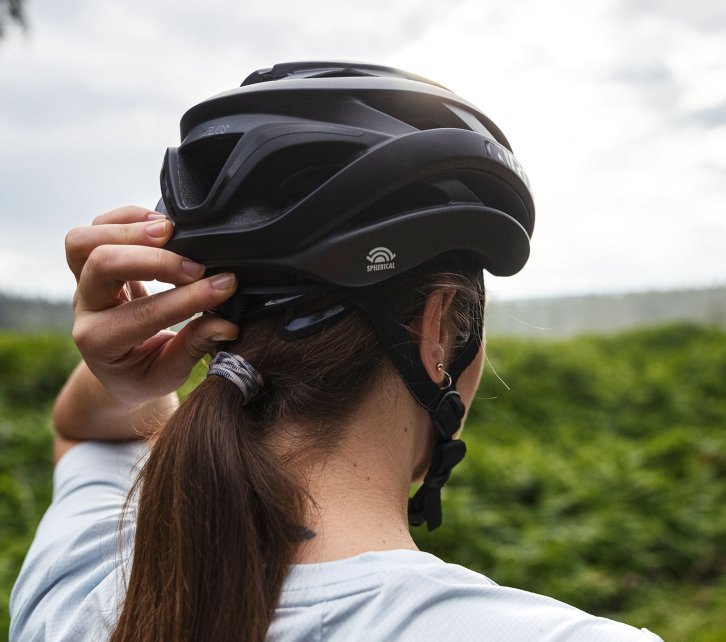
10, 441, 664, 641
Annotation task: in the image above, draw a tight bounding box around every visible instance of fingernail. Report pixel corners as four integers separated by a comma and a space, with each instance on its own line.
145, 212, 167, 221
181, 259, 205, 278
210, 272, 236, 290
146, 220, 169, 238
210, 334, 237, 342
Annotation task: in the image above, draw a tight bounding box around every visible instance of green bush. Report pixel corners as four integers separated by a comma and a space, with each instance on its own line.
0, 333, 76, 637
414, 324, 726, 639
0, 334, 78, 409
1, 324, 725, 640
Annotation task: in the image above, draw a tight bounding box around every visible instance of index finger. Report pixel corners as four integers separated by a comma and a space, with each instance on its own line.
73, 273, 238, 360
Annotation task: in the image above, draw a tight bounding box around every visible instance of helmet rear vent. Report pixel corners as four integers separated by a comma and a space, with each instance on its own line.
177, 134, 244, 208
458, 171, 532, 233
350, 181, 451, 226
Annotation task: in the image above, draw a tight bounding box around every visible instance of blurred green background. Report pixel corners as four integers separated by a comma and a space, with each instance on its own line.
1, 324, 725, 640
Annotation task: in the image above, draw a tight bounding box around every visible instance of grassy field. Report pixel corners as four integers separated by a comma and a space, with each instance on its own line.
1, 325, 725, 640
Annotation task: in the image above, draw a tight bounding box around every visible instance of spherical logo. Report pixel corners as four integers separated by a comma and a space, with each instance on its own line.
366, 247, 397, 273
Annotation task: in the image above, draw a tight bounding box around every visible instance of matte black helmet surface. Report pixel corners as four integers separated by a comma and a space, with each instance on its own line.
162, 61, 534, 287
160, 62, 535, 531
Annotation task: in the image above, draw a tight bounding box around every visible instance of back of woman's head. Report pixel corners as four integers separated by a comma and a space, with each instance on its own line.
112, 268, 484, 642
112, 61, 533, 642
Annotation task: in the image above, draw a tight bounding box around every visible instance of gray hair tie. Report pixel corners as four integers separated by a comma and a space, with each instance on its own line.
207, 351, 264, 404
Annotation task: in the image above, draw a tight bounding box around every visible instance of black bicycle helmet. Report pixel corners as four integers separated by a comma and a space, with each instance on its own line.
160, 61, 535, 530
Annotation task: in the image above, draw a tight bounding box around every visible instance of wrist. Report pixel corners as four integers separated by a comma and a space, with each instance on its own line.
54, 362, 179, 442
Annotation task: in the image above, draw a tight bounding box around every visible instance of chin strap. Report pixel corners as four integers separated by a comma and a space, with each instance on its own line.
408, 391, 467, 529
342, 285, 482, 531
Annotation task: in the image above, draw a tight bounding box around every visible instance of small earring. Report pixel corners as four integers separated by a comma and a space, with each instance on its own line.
440, 371, 453, 389
435, 362, 451, 388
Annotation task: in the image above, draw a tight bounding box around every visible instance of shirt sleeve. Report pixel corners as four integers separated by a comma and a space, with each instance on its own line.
9, 440, 149, 642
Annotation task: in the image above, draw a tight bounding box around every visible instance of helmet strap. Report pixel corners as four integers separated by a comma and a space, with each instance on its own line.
342, 286, 482, 530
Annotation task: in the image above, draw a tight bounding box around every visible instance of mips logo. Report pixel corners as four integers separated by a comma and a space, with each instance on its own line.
366, 247, 396, 273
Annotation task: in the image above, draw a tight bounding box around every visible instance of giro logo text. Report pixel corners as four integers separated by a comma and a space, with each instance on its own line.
366, 247, 397, 272
200, 124, 231, 137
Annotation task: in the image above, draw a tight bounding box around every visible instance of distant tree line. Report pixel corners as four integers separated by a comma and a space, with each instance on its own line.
0, 293, 72, 332
3, 287, 726, 336
486, 286, 726, 337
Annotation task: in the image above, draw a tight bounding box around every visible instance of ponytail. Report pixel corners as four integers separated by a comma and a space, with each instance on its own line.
111, 376, 306, 642
111, 267, 485, 641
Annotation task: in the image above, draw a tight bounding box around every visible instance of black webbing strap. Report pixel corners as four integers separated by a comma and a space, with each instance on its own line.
408, 438, 467, 529
342, 285, 482, 530
342, 287, 441, 409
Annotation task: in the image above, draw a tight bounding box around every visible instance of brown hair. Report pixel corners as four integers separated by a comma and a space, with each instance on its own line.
111, 268, 484, 642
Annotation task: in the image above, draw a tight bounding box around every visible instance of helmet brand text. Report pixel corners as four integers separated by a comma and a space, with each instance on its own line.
483, 140, 531, 190
366, 247, 397, 272
201, 124, 231, 137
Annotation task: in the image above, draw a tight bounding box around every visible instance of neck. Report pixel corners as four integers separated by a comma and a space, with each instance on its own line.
289, 382, 430, 564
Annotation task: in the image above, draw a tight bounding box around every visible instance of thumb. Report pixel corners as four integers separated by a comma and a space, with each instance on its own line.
156, 315, 240, 380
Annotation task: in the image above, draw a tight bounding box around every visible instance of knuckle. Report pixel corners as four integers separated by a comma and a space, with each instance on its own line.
85, 244, 115, 272
130, 297, 156, 328
183, 337, 207, 363
119, 223, 134, 246
154, 247, 172, 273
71, 319, 91, 351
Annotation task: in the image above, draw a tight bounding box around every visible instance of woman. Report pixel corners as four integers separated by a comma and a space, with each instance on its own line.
10, 62, 663, 641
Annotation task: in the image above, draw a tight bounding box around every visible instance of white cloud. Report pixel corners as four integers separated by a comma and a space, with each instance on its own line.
1, 0, 724, 301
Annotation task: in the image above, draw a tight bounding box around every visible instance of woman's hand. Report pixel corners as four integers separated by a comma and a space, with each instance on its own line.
53, 205, 239, 450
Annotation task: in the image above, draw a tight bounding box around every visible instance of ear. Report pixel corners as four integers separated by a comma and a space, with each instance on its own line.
414, 288, 457, 385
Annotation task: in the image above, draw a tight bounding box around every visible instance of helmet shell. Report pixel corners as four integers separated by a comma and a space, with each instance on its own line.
162, 62, 534, 285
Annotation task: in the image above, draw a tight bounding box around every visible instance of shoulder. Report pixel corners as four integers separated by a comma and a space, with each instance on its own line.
374, 553, 663, 642
280, 551, 660, 642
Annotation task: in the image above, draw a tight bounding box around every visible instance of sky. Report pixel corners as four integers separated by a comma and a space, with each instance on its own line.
0, 0, 724, 302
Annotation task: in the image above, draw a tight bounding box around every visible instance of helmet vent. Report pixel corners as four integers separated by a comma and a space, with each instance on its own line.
351, 181, 451, 226
271, 163, 345, 209
349, 173, 530, 235
178, 134, 244, 208
308, 70, 378, 79
229, 141, 365, 221
362, 95, 490, 134
458, 171, 532, 233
